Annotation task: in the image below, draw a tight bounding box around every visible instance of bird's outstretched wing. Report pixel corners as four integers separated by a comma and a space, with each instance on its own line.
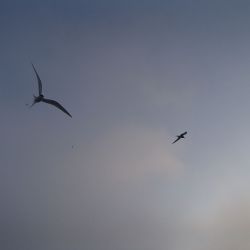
181, 131, 187, 136
31, 63, 43, 95
172, 137, 180, 144
42, 98, 72, 117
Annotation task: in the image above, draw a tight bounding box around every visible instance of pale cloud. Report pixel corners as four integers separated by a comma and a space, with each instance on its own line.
174, 171, 250, 250
184, 195, 250, 250
87, 124, 184, 184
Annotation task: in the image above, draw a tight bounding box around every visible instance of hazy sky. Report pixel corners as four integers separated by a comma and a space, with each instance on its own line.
2, 1, 250, 249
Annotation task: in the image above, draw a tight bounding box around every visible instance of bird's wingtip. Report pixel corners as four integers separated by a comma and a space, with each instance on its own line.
31, 62, 35, 70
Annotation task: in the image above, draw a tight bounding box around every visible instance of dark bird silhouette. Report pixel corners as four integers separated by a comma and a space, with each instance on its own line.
172, 131, 187, 144
30, 63, 72, 117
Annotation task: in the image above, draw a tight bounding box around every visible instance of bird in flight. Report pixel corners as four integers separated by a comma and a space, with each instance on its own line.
172, 131, 187, 144
30, 63, 72, 118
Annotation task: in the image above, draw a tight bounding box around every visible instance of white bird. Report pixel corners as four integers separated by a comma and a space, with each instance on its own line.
172, 131, 187, 144
31, 63, 72, 118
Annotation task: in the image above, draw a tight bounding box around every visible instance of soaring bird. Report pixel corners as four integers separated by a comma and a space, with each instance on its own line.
31, 63, 72, 118
172, 131, 187, 144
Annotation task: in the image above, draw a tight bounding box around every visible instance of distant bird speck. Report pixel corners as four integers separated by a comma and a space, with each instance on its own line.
172, 131, 187, 144
30, 63, 72, 118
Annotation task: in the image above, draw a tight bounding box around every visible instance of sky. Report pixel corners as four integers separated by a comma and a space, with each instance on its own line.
1, 0, 250, 249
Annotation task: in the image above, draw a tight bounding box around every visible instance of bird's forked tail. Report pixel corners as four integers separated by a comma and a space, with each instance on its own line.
30, 95, 36, 107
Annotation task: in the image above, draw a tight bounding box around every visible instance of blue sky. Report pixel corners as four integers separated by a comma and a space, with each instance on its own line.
2, 1, 250, 249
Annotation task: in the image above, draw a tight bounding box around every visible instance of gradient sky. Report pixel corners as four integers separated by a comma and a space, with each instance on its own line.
2, 1, 250, 249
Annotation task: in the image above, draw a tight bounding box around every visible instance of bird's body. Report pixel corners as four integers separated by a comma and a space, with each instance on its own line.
31, 64, 72, 118
172, 131, 187, 144
32, 94, 44, 104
